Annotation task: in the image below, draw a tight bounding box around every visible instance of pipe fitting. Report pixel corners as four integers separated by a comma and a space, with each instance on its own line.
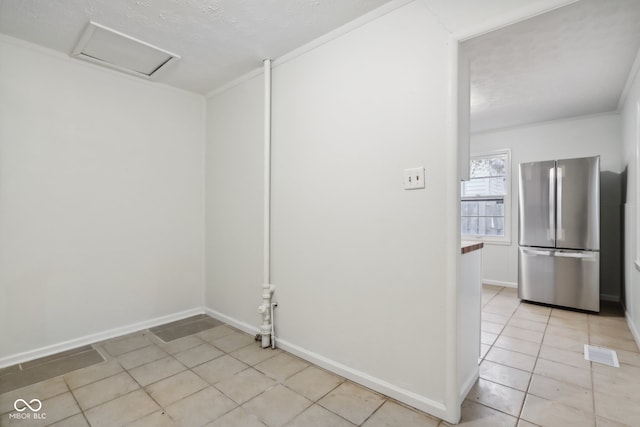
258, 283, 275, 348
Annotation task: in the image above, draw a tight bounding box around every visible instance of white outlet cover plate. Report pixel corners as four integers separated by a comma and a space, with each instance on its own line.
404, 167, 425, 190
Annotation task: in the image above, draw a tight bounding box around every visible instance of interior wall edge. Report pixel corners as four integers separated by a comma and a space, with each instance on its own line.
445, 33, 462, 424
625, 310, 640, 351
617, 46, 640, 111
458, 368, 479, 406
0, 307, 206, 369
200, 95, 208, 309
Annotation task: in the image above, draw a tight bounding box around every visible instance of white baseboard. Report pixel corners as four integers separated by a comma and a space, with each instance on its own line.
276, 338, 450, 421
626, 311, 640, 352
482, 279, 517, 288
204, 308, 451, 421
4, 305, 456, 422
204, 308, 260, 337
0, 307, 205, 369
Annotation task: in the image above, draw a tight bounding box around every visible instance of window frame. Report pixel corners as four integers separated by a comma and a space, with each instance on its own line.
461, 149, 512, 245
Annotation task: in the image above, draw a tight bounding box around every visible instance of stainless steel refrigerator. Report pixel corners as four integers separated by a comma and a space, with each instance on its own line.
518, 156, 600, 312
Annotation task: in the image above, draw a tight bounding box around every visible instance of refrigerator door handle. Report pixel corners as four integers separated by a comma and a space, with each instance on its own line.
521, 248, 553, 256
548, 167, 555, 241
554, 251, 597, 260
557, 166, 564, 241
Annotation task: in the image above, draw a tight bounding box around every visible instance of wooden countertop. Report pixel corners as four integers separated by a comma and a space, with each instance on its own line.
461, 241, 484, 254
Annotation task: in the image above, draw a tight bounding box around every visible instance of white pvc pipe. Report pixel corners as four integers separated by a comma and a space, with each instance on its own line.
258, 59, 275, 349
270, 302, 277, 349
263, 59, 271, 284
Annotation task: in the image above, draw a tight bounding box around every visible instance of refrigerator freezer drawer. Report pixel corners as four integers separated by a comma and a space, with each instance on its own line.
518, 247, 599, 312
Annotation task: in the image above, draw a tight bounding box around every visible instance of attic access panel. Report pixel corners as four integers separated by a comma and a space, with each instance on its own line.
72, 21, 179, 78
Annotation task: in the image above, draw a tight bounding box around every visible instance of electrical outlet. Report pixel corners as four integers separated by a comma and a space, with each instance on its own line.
403, 167, 425, 190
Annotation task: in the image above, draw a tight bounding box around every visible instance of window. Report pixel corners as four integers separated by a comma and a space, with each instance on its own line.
461, 150, 510, 242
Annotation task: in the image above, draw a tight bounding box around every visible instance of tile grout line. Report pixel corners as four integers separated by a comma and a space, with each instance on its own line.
62, 375, 92, 426
356, 397, 387, 426
475, 286, 522, 422
483, 293, 609, 426
118, 351, 171, 427
517, 303, 551, 424
587, 312, 597, 420
478, 286, 549, 425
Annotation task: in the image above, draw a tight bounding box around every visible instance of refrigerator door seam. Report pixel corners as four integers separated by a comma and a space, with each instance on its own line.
548, 166, 556, 242
557, 165, 564, 242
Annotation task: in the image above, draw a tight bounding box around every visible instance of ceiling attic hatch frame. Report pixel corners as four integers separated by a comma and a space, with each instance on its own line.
71, 21, 180, 79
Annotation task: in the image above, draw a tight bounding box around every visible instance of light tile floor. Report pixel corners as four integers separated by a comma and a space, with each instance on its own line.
0, 326, 440, 427
454, 285, 640, 427
1, 285, 638, 426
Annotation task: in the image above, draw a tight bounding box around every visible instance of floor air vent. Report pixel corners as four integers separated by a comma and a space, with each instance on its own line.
584, 344, 619, 367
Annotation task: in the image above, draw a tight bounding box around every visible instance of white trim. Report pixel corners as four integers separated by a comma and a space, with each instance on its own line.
458, 368, 479, 405
483, 279, 517, 288
206, 67, 264, 99
445, 34, 462, 425
0, 307, 205, 369
0, 33, 198, 98
600, 294, 621, 303
272, 0, 413, 67
205, 0, 414, 99
626, 311, 640, 352
276, 338, 449, 420
618, 46, 640, 111
451, 0, 578, 41
470, 111, 620, 137
204, 308, 260, 337
205, 308, 449, 419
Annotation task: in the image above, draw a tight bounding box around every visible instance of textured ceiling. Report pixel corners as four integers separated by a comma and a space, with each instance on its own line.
2, 0, 639, 131
0, 0, 393, 94
463, 0, 640, 133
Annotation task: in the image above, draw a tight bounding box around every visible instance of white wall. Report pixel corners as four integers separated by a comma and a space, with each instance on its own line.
621, 61, 640, 346
0, 36, 205, 363
471, 113, 624, 299
205, 74, 264, 327
271, 0, 451, 407
205, 1, 460, 421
